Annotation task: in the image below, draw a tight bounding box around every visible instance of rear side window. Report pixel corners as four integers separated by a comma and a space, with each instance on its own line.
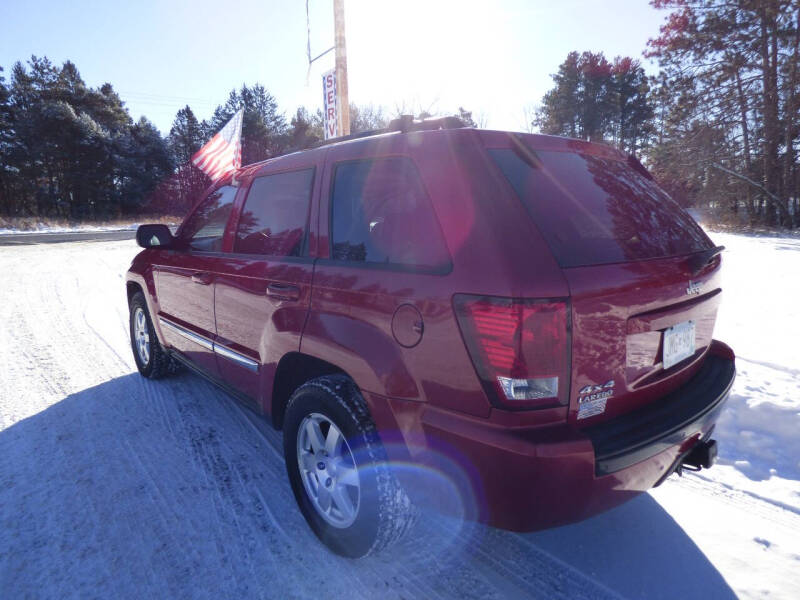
488, 148, 712, 267
181, 185, 238, 252
330, 157, 450, 270
234, 169, 314, 256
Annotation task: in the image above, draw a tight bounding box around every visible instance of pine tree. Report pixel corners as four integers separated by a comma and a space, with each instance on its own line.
1, 56, 172, 220
0, 67, 15, 215
287, 107, 322, 151
610, 57, 653, 154
166, 106, 207, 211
535, 51, 653, 153
646, 0, 800, 227
168, 106, 203, 163
535, 51, 583, 138
209, 84, 288, 164
118, 117, 174, 213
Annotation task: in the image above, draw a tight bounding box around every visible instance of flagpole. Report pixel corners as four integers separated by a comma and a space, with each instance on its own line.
334, 0, 350, 136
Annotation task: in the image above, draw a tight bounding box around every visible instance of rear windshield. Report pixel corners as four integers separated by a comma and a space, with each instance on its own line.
488, 148, 712, 268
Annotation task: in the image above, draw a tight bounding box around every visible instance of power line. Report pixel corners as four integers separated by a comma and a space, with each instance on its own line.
120, 91, 219, 108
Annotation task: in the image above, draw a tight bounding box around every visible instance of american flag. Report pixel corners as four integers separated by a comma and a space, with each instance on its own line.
192, 108, 244, 181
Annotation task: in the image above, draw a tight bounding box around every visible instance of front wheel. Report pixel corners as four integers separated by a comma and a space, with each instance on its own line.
129, 291, 178, 379
283, 375, 415, 558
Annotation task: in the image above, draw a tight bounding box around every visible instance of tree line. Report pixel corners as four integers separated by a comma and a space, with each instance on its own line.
2, 0, 798, 229
0, 55, 480, 221
535, 0, 800, 229
0, 57, 173, 220
0, 57, 399, 220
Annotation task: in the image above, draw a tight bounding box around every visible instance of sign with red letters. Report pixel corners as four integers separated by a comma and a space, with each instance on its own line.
322, 69, 337, 140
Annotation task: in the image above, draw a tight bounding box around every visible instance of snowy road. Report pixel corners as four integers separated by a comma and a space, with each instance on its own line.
1, 233, 798, 599
0, 229, 136, 246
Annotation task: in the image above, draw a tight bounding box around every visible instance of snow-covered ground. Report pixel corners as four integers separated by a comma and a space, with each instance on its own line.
0, 232, 797, 599
0, 223, 140, 235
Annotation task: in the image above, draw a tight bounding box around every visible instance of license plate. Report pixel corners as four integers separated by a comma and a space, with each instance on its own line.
663, 321, 696, 369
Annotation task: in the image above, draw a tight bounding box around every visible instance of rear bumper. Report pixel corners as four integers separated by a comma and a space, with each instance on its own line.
583, 343, 735, 476
387, 340, 735, 532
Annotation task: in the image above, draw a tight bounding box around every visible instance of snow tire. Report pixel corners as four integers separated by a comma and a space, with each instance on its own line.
129, 291, 179, 379
283, 374, 416, 558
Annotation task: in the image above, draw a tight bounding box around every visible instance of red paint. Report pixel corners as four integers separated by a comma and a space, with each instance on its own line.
127, 128, 735, 531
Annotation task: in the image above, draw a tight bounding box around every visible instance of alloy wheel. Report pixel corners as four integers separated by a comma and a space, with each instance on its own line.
134, 307, 150, 365
296, 413, 361, 528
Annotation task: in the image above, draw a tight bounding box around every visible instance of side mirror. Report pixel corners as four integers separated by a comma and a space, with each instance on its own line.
136, 224, 175, 249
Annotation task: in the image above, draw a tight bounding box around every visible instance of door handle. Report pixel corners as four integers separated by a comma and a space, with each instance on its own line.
191, 272, 213, 285
267, 283, 301, 301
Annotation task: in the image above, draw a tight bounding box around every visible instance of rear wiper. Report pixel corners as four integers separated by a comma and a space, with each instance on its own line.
509, 133, 542, 169
627, 154, 654, 180
687, 245, 725, 275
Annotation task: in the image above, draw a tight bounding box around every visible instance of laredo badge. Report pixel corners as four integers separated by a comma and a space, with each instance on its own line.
576, 380, 615, 420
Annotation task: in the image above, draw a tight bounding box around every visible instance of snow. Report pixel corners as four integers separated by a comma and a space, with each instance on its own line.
0, 224, 140, 235
1, 232, 798, 599
692, 233, 800, 504
644, 231, 800, 599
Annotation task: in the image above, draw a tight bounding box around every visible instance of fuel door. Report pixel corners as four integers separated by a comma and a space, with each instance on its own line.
391, 303, 424, 348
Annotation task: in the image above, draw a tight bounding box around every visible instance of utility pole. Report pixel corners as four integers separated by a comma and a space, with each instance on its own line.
333, 0, 350, 136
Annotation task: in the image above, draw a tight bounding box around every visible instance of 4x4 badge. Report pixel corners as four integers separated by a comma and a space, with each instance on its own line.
577, 380, 615, 420
578, 380, 615, 396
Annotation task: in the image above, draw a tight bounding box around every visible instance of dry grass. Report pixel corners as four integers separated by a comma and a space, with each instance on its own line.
699, 210, 800, 238
686, 207, 798, 237
705, 222, 800, 238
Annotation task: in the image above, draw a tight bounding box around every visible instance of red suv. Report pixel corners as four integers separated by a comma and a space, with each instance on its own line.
127, 118, 735, 557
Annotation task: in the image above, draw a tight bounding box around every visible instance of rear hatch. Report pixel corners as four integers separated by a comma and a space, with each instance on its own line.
486, 134, 722, 425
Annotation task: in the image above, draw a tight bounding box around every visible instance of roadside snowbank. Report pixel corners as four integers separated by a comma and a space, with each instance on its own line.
0, 223, 140, 235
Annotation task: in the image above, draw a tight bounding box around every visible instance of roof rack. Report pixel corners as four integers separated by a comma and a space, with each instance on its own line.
315, 115, 466, 147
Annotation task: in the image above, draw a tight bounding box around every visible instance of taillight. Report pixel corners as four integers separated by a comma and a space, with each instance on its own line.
454, 295, 570, 410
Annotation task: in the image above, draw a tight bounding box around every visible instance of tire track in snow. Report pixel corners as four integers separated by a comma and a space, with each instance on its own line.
737, 355, 800, 378
676, 472, 800, 522
231, 389, 620, 600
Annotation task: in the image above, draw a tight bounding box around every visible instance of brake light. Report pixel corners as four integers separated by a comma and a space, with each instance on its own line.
454, 295, 569, 410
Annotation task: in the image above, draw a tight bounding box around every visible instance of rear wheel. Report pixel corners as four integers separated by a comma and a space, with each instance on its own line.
283, 375, 415, 558
129, 291, 178, 379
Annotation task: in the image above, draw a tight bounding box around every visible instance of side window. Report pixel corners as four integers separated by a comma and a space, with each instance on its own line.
180, 185, 238, 252
234, 169, 314, 256
330, 157, 450, 269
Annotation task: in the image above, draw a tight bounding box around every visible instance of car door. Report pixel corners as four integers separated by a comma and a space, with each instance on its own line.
212, 161, 318, 405
153, 183, 238, 376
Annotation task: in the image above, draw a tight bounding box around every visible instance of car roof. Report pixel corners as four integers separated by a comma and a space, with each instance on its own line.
234, 125, 628, 180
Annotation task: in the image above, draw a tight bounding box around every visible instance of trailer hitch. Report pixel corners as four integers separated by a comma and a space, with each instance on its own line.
654, 439, 718, 486
678, 439, 718, 474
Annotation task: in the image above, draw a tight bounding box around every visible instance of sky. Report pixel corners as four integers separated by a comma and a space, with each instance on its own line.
0, 0, 669, 135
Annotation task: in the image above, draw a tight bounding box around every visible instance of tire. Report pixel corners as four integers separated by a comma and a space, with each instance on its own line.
129, 291, 178, 379
283, 375, 416, 558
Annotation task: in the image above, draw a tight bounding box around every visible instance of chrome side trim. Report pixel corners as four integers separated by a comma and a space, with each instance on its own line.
213, 343, 259, 372
158, 317, 214, 351
158, 316, 259, 373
